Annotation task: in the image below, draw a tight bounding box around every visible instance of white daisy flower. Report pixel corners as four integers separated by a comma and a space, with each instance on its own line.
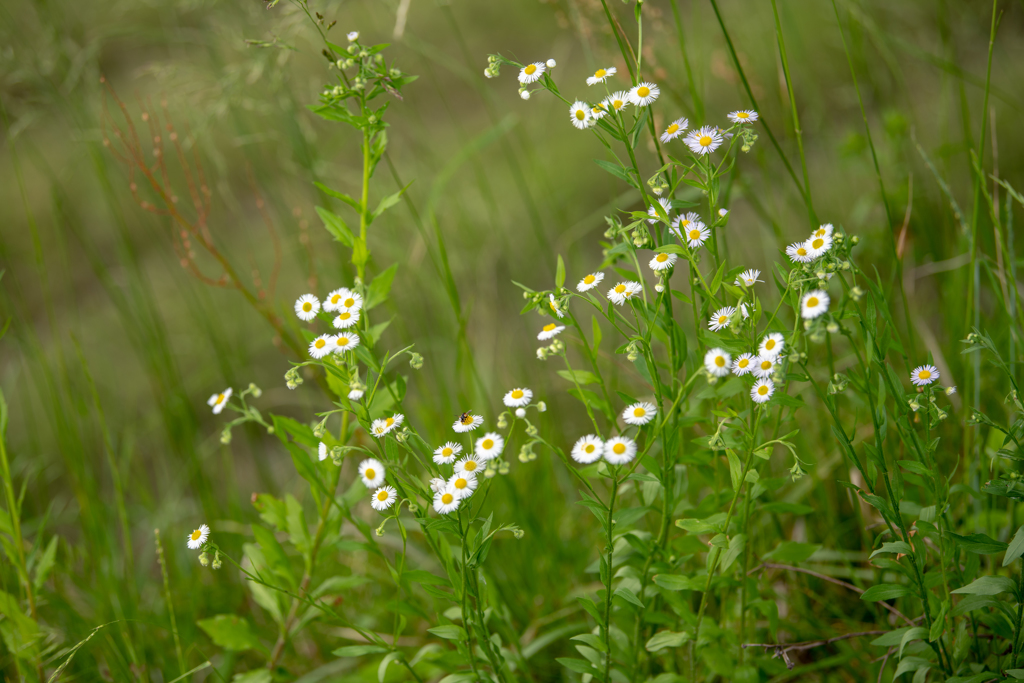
759, 333, 785, 358
586, 66, 616, 85
548, 293, 565, 319
680, 223, 710, 249
571, 435, 604, 464
672, 212, 703, 233
628, 82, 660, 107
786, 242, 812, 263
358, 458, 385, 488
800, 290, 830, 319
804, 234, 833, 259
569, 101, 591, 130
318, 442, 329, 462
370, 419, 390, 438
647, 197, 673, 224
333, 309, 360, 329
453, 413, 484, 433
605, 91, 631, 113
604, 435, 637, 465
623, 402, 657, 426
433, 484, 461, 514
454, 456, 483, 476
339, 291, 363, 313
728, 110, 758, 124
684, 126, 723, 155
577, 272, 604, 292
309, 335, 333, 359
294, 294, 320, 321
708, 306, 736, 332
704, 348, 732, 377
590, 103, 609, 121
433, 442, 463, 465
348, 388, 364, 401
187, 524, 210, 550
732, 353, 755, 376
503, 387, 533, 407
475, 432, 505, 460
448, 472, 478, 500
649, 251, 678, 271
910, 364, 940, 386
332, 333, 360, 353
518, 62, 546, 84
384, 414, 404, 431
538, 322, 565, 340
371, 485, 397, 511
811, 223, 834, 239
607, 281, 643, 305
207, 388, 232, 415
752, 355, 778, 379
735, 269, 762, 287
660, 117, 689, 143
323, 288, 349, 312
751, 379, 775, 404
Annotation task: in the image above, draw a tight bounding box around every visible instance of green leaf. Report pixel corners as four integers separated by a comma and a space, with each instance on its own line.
333, 645, 389, 657
898, 626, 928, 659
1004, 525, 1024, 567
594, 159, 635, 186
314, 182, 362, 212
655, 243, 686, 255
365, 264, 398, 310
949, 532, 1008, 555
760, 502, 813, 515
612, 506, 650, 527
952, 575, 1018, 596
231, 671, 272, 683
861, 584, 911, 602
252, 525, 294, 588
33, 536, 58, 592
555, 255, 566, 288
378, 651, 401, 683
870, 542, 912, 559
427, 624, 467, 641
764, 542, 821, 564
556, 369, 600, 386
614, 587, 644, 609
645, 630, 689, 652
315, 206, 354, 246
557, 657, 600, 676
196, 615, 264, 652
653, 574, 703, 591
371, 182, 413, 222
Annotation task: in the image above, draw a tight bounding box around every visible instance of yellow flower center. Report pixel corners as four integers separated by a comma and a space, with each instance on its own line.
215, 393, 225, 404
455, 478, 467, 489
377, 491, 389, 501
595, 69, 606, 78
338, 312, 351, 320
718, 316, 727, 324
637, 86, 650, 98
758, 385, 769, 395
815, 228, 825, 237
666, 124, 679, 135
761, 361, 771, 371
613, 443, 626, 455
315, 339, 326, 349
442, 493, 454, 505
737, 112, 749, 119
191, 529, 202, 541
344, 297, 355, 308
656, 253, 669, 262
365, 468, 375, 479
583, 274, 596, 284
575, 109, 586, 121
543, 323, 557, 332
442, 447, 453, 457
738, 359, 749, 368
385, 417, 394, 426
464, 461, 477, 471
511, 390, 524, 399
807, 297, 819, 308
302, 301, 312, 312
715, 356, 725, 367
331, 294, 342, 304
612, 99, 624, 109
584, 444, 595, 453
633, 407, 646, 417
689, 229, 700, 240
615, 284, 626, 294
337, 337, 349, 346
525, 64, 537, 75
766, 340, 775, 350
812, 238, 824, 249
482, 439, 494, 449
461, 415, 475, 425
699, 135, 713, 147
919, 370, 931, 379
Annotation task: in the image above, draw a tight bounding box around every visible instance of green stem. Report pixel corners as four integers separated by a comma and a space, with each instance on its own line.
602, 476, 620, 683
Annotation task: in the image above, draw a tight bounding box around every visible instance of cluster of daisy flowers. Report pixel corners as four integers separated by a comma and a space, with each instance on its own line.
703, 332, 787, 404
567, 400, 659, 466
290, 288, 366, 398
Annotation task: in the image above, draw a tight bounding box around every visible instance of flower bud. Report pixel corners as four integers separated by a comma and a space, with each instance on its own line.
199, 551, 210, 567
497, 414, 508, 430
546, 59, 556, 68
515, 408, 526, 418
498, 462, 510, 475
211, 551, 222, 570
946, 386, 957, 396
537, 401, 547, 412
409, 352, 424, 370
526, 424, 538, 437
655, 284, 665, 293
826, 322, 839, 334
220, 429, 232, 445
520, 90, 531, 100
850, 235, 860, 245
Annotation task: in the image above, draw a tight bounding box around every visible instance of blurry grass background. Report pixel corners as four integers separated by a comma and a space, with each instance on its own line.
2, 0, 1023, 679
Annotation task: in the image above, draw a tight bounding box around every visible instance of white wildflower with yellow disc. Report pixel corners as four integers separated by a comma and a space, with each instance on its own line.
647, 197, 673, 224
607, 281, 642, 305
208, 388, 232, 415
752, 355, 778, 379
759, 333, 785, 358
358, 458, 385, 488
751, 379, 775, 404
604, 435, 637, 465
708, 306, 736, 332
548, 294, 565, 319
569, 101, 591, 130
623, 402, 657, 426
728, 110, 758, 124
811, 223, 834, 240
684, 126, 723, 155
294, 294, 320, 321
323, 288, 349, 312
735, 269, 762, 287
704, 348, 732, 377
333, 309, 360, 329
680, 223, 710, 249
475, 432, 505, 460
453, 412, 484, 433
518, 62, 546, 84
187, 524, 210, 550
732, 353, 754, 376
433, 484, 461, 514
433, 442, 462, 465
660, 117, 689, 143
503, 387, 533, 407
587, 66, 616, 85
577, 272, 604, 292
628, 82, 660, 107
371, 486, 397, 511
331, 333, 360, 354
800, 290, 830, 319
911, 364, 940, 386
454, 456, 483, 477
538, 322, 565, 340
805, 234, 833, 259
786, 242, 812, 263
649, 251, 678, 271
448, 472, 478, 500
604, 91, 631, 113
309, 335, 332, 359
571, 435, 604, 464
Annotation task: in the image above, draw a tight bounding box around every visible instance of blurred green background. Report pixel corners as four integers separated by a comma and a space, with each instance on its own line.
2, 0, 1023, 679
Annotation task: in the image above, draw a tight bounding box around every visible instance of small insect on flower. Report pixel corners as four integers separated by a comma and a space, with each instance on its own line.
728, 110, 759, 124
518, 62, 546, 84
704, 348, 732, 377
548, 294, 565, 319
607, 281, 643, 305
294, 294, 320, 321
207, 388, 232, 415
371, 486, 397, 511
453, 411, 484, 433
759, 333, 785, 358
649, 251, 678, 272
571, 435, 604, 464
332, 333, 360, 354
751, 379, 775, 404
800, 290, 830, 319
604, 91, 631, 113
587, 66, 616, 85
660, 117, 689, 143
433, 484, 461, 514
358, 459, 385, 488
434, 441, 463, 465
752, 355, 778, 379
309, 335, 333, 359
684, 126, 723, 155
732, 353, 755, 376
318, 442, 328, 461
333, 309, 360, 329
786, 242, 812, 263
804, 234, 833, 259
604, 435, 637, 465
623, 402, 657, 426
503, 387, 533, 407
448, 472, 478, 499
569, 101, 591, 130
708, 306, 736, 332
187, 524, 210, 550
811, 223, 834, 240
577, 272, 604, 292
647, 197, 673, 224
475, 432, 505, 460
629, 82, 660, 107
911, 364, 940, 386
735, 269, 762, 287
538, 322, 565, 340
